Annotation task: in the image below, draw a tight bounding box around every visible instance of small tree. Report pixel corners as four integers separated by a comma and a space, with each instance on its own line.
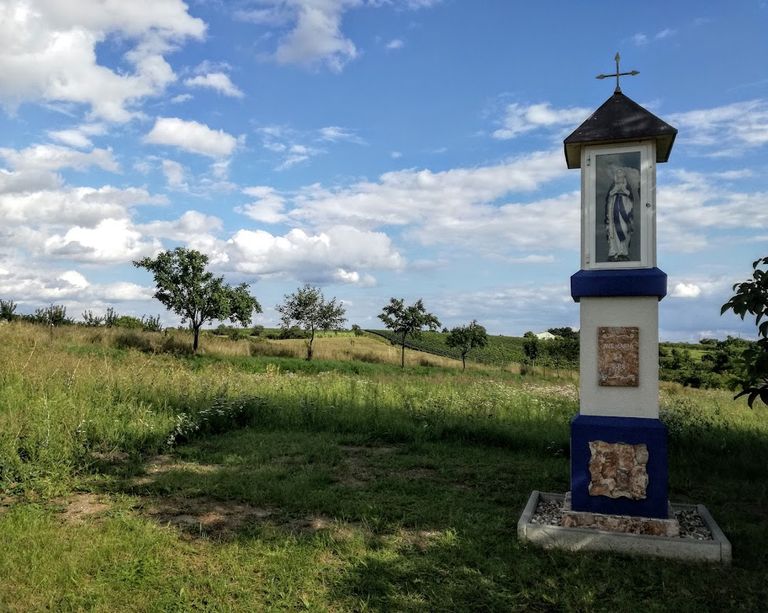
34, 304, 72, 326
522, 331, 540, 370
82, 310, 105, 327
276, 284, 346, 360
134, 248, 261, 353
721, 256, 768, 407
446, 320, 488, 370
378, 298, 441, 369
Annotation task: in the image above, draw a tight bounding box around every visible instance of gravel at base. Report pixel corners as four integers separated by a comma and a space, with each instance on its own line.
530, 498, 714, 540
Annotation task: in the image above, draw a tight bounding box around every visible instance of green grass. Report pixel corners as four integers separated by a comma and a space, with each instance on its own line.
1, 321, 767, 611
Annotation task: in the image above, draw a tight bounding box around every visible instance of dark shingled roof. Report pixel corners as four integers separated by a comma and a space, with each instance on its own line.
563, 91, 677, 169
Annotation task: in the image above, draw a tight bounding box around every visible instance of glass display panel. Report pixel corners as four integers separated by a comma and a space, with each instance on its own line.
594, 151, 641, 264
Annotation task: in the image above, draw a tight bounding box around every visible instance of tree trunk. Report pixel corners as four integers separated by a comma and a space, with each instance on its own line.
193, 324, 200, 353
307, 327, 315, 360
400, 333, 406, 369
461, 353, 466, 370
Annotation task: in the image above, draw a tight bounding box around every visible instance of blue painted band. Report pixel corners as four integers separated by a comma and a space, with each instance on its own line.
570, 267, 667, 302
570, 414, 669, 518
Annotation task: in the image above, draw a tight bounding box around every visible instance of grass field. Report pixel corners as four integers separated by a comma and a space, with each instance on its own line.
1, 321, 767, 611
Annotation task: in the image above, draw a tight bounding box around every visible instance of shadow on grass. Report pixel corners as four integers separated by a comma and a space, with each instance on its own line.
77, 421, 768, 611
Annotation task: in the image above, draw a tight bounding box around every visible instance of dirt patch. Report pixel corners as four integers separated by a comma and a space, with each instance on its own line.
287, 514, 365, 542
141, 496, 273, 538
89, 450, 130, 464
336, 444, 400, 487
340, 445, 399, 456
400, 467, 438, 480
131, 455, 224, 486
56, 493, 112, 523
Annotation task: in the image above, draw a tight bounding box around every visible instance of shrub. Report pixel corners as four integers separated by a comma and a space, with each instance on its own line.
114, 315, 144, 329
0, 299, 17, 322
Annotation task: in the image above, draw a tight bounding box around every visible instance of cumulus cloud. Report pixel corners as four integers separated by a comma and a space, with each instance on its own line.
161, 159, 187, 189
225, 225, 404, 285
0, 185, 162, 226
237, 0, 437, 72
238, 186, 287, 223
658, 169, 768, 252
671, 282, 702, 298
668, 100, 768, 154
0, 0, 205, 122
140, 210, 223, 241
0, 144, 118, 172
44, 217, 160, 263
385, 38, 404, 50
492, 102, 591, 140
145, 117, 240, 158
0, 262, 152, 305
288, 150, 570, 232
184, 72, 244, 98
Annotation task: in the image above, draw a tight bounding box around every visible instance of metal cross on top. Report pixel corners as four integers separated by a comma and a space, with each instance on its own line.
596, 52, 639, 94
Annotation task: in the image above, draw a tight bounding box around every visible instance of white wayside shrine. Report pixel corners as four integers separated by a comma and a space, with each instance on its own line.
517, 57, 731, 563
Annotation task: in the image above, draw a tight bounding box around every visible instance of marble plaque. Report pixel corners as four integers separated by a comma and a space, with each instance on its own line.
597, 326, 639, 387
588, 440, 649, 500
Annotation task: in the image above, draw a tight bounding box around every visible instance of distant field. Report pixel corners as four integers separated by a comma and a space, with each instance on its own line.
367, 329, 527, 366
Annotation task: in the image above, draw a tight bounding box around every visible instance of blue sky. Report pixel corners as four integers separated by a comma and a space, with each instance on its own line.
1, 0, 767, 340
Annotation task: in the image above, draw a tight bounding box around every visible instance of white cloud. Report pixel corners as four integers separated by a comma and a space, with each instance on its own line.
658, 169, 768, 251
44, 217, 160, 263
632, 33, 648, 46
47, 129, 93, 149
0, 263, 152, 305
671, 282, 702, 298
59, 269, 89, 290
161, 159, 186, 189
492, 102, 591, 140
238, 186, 287, 223
655, 28, 676, 40
318, 125, 364, 143
390, 151, 402, 159
668, 100, 768, 153
385, 38, 404, 50
272, 0, 360, 72
170, 93, 193, 103
0, 0, 205, 122
239, 0, 437, 72
0, 185, 161, 226
145, 117, 240, 158
0, 144, 118, 172
140, 210, 223, 241
225, 225, 404, 284
289, 150, 570, 232
184, 72, 244, 98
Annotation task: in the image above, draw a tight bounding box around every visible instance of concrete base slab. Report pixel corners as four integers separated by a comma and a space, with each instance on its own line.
518, 491, 731, 564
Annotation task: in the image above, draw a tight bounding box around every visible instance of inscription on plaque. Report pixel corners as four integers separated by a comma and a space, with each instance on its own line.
598, 326, 639, 386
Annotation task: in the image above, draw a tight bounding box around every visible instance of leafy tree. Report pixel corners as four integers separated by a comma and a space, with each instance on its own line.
134, 248, 261, 353
378, 298, 441, 368
0, 299, 17, 322
446, 320, 488, 370
547, 326, 578, 340
276, 284, 346, 360
522, 331, 540, 368
721, 256, 768, 407
351, 324, 364, 337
